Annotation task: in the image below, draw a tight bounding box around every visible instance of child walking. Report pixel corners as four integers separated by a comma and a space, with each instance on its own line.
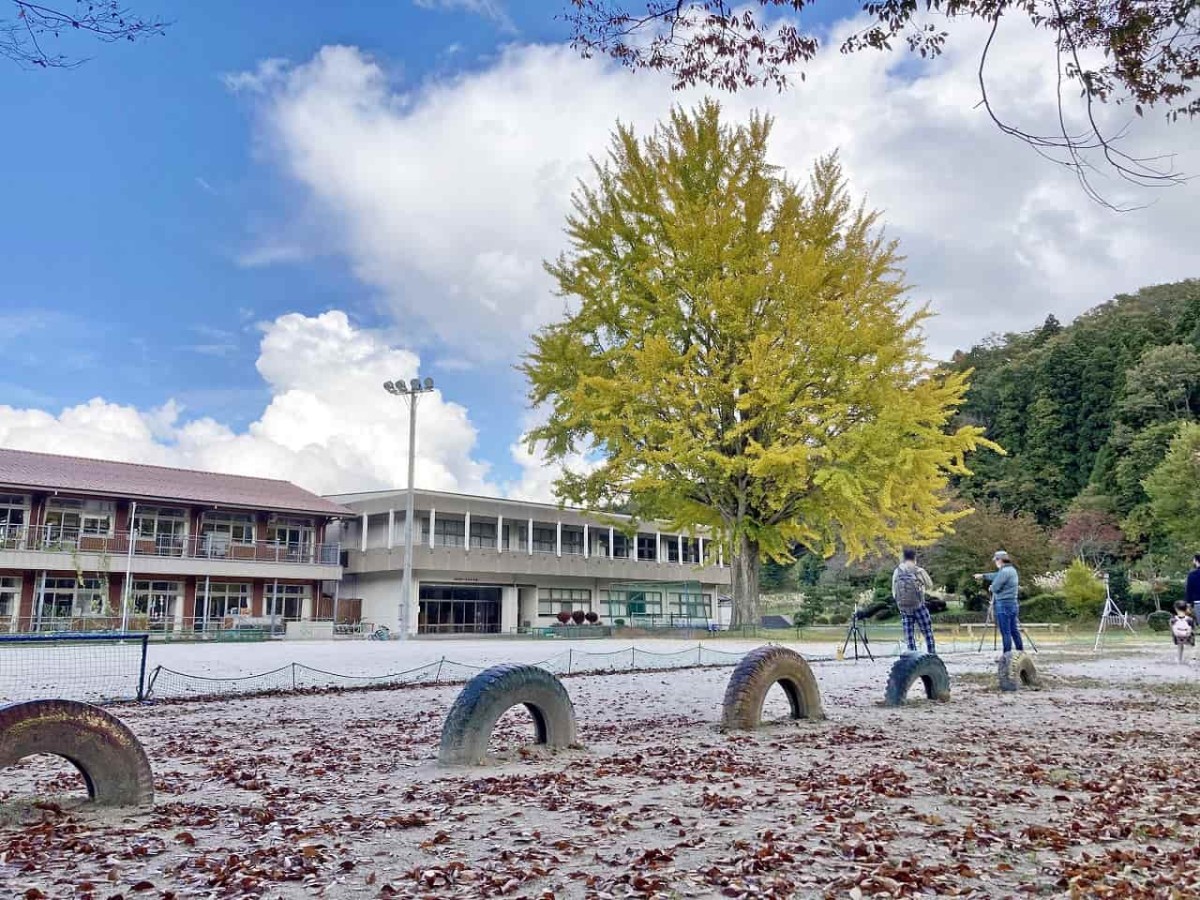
1171, 600, 1195, 664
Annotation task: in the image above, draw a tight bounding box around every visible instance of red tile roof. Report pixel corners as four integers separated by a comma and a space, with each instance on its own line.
0, 448, 352, 517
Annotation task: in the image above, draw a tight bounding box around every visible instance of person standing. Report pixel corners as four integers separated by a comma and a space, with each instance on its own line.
1186, 554, 1200, 629
976, 551, 1022, 653
1170, 600, 1195, 665
893, 549, 936, 654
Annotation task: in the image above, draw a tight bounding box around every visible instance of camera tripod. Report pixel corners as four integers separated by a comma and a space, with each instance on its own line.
841, 608, 874, 662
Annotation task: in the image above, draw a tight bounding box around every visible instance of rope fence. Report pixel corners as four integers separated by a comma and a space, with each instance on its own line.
139, 639, 1027, 702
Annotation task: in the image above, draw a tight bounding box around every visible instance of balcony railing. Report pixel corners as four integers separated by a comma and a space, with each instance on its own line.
0, 525, 340, 567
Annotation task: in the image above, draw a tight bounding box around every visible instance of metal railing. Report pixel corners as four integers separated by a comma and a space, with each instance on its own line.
0, 525, 340, 567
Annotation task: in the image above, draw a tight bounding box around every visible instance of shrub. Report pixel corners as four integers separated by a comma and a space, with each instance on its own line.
614, 618, 626, 627
556, 611, 572, 625
571, 609, 586, 625
1147, 611, 1172, 632
1063, 560, 1106, 618
584, 611, 599, 624
793, 607, 815, 628
1019, 593, 1070, 622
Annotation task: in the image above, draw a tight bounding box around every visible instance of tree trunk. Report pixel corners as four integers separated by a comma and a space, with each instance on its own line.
728, 532, 761, 629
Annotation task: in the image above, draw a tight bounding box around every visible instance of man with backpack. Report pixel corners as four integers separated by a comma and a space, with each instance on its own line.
893, 549, 936, 654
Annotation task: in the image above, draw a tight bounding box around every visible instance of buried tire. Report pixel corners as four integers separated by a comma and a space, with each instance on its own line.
438, 665, 577, 766
0, 699, 154, 807
721, 645, 824, 731
884, 652, 951, 707
997, 651, 1040, 692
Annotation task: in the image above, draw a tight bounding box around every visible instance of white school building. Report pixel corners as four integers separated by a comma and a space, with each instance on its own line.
328, 489, 732, 636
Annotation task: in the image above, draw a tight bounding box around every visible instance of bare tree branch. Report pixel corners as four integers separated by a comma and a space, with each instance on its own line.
2, 1, 168, 69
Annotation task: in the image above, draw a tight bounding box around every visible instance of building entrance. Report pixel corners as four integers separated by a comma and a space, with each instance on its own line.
418, 585, 501, 634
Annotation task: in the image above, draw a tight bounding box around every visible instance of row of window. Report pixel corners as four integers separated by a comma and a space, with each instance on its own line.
0, 494, 315, 546
0, 577, 312, 623
397, 516, 713, 562
535, 587, 712, 619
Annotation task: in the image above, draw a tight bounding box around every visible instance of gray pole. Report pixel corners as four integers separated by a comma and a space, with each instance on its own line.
399, 391, 418, 640
121, 501, 137, 633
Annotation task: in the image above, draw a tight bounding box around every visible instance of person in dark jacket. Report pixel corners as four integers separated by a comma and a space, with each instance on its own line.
1186, 554, 1200, 627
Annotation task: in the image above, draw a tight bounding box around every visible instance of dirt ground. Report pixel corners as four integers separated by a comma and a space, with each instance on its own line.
1, 646, 1197, 899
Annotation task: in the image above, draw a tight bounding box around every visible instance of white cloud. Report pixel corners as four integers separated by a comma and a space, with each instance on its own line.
0, 311, 531, 499
413, 0, 513, 32
232, 22, 1198, 362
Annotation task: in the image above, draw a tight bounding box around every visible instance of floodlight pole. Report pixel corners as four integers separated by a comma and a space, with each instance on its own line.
384, 376, 436, 640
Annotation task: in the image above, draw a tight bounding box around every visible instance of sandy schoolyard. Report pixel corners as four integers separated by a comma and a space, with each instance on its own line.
1, 642, 1196, 898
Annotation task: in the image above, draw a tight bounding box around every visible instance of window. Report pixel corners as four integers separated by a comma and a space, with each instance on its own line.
682, 539, 701, 565
268, 516, 314, 552
562, 528, 584, 555
469, 521, 497, 549
665, 537, 680, 563
433, 517, 466, 548
0, 494, 28, 527
0, 576, 20, 618
266, 583, 311, 621
603, 590, 663, 619
668, 592, 712, 619
195, 582, 251, 627
131, 580, 182, 624
45, 498, 114, 539
502, 523, 528, 551
134, 507, 187, 554
38, 576, 106, 622
537, 587, 591, 616
533, 526, 556, 553
200, 512, 256, 549
612, 532, 631, 559
636, 534, 658, 562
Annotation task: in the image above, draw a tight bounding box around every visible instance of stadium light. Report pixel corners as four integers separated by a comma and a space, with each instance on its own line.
382, 375, 435, 639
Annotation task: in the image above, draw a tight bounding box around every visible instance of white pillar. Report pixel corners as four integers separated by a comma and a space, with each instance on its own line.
655, 530, 662, 563
699, 536, 705, 565
360, 513, 367, 552
387, 509, 395, 550
556, 521, 562, 557
527, 518, 533, 555
678, 534, 684, 565
609, 526, 615, 559
429, 508, 436, 549
500, 585, 519, 633
497, 515, 504, 553
718, 544, 724, 567
583, 523, 589, 559
464, 511, 471, 553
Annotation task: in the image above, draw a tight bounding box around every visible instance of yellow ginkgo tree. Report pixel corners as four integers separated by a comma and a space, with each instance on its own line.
522, 100, 997, 627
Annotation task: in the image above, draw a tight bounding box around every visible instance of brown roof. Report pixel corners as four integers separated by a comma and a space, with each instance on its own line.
0, 447, 352, 517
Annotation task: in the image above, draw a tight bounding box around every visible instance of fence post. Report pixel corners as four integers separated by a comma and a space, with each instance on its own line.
436, 657, 445, 682
567, 649, 573, 675
697, 644, 702, 666
137, 635, 149, 701
291, 663, 297, 691
630, 647, 636, 670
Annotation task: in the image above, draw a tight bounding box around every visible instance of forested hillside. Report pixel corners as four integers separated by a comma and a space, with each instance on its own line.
948, 278, 1200, 549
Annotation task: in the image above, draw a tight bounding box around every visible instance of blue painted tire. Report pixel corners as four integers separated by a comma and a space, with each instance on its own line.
437, 664, 576, 766
884, 652, 950, 707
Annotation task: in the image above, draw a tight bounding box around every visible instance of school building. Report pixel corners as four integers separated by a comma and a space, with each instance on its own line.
329, 488, 732, 635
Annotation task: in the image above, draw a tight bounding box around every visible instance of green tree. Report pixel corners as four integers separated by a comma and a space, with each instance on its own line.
523, 102, 995, 627
1117, 343, 1200, 426
926, 504, 1053, 607
1144, 422, 1200, 553
1062, 559, 1106, 617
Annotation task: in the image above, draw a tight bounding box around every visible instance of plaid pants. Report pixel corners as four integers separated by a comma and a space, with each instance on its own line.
900, 604, 936, 653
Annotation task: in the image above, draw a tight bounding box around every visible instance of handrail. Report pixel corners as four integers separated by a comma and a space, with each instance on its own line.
0, 524, 340, 566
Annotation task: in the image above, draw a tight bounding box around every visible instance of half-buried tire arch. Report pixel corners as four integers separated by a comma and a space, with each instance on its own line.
438, 664, 577, 766
0, 699, 154, 807
884, 652, 951, 707
997, 651, 1040, 692
721, 645, 824, 731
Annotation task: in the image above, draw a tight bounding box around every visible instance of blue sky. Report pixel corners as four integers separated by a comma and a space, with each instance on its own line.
1, 1, 1196, 498
0, 1, 576, 482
